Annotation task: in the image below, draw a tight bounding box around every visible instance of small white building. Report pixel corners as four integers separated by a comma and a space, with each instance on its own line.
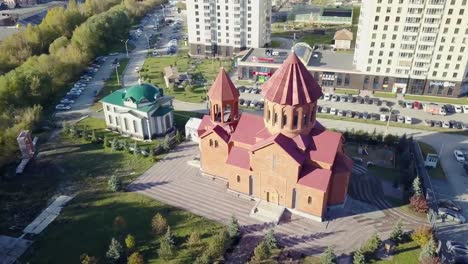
333, 29, 353, 50
185, 117, 202, 143
424, 153, 439, 169
100, 83, 174, 140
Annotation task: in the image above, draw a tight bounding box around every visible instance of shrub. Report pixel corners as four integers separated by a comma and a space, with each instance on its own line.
103, 136, 109, 148
175, 129, 182, 143
320, 247, 336, 264
194, 253, 211, 264
412, 176, 422, 196
151, 213, 168, 235
411, 226, 432, 247
113, 216, 127, 232
420, 257, 442, 264
187, 231, 201, 248
410, 194, 429, 213
127, 252, 144, 264
108, 175, 123, 192
208, 229, 230, 259
106, 238, 123, 263
227, 215, 240, 239
264, 229, 277, 250
361, 232, 381, 257
158, 230, 175, 260
111, 137, 118, 152
253, 241, 271, 261
80, 254, 98, 264
352, 249, 365, 264
419, 237, 437, 261
389, 220, 404, 243
125, 234, 136, 252
62, 121, 69, 134
90, 129, 97, 143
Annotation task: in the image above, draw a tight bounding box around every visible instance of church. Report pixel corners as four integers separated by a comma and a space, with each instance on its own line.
197, 53, 353, 220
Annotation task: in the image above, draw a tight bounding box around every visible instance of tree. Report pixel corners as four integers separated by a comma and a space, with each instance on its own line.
80, 254, 98, 264
163, 226, 175, 246
122, 140, 129, 151
62, 121, 69, 134
390, 220, 404, 243
133, 141, 139, 156
412, 176, 422, 196
151, 213, 168, 235
227, 215, 240, 239
185, 84, 194, 93
90, 129, 97, 143
108, 175, 122, 192
320, 247, 336, 264
352, 249, 365, 264
253, 241, 271, 261
125, 234, 136, 252
411, 226, 432, 247
111, 137, 118, 152
187, 231, 201, 248
362, 232, 381, 257
208, 229, 230, 258
264, 229, 277, 250
410, 194, 429, 213
106, 238, 123, 263
175, 129, 182, 143
419, 237, 437, 261
127, 252, 144, 264
161, 135, 171, 151
158, 227, 175, 260
103, 136, 109, 148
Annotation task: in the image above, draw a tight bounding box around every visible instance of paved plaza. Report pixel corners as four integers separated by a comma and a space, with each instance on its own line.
128, 141, 428, 262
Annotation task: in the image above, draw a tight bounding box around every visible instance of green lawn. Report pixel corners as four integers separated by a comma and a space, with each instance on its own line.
270, 40, 281, 48
141, 55, 232, 103
417, 142, 447, 180
374, 92, 396, 99
368, 166, 400, 182
335, 88, 359, 95
404, 94, 468, 105
371, 241, 420, 264
92, 58, 130, 111
299, 32, 334, 46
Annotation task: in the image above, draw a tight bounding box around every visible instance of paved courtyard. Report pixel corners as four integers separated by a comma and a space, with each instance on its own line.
128, 141, 428, 262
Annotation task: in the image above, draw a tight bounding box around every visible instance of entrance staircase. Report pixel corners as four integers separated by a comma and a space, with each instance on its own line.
249, 200, 285, 224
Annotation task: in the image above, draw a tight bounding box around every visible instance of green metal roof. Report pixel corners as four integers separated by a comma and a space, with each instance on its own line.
123, 83, 161, 104
152, 106, 173, 117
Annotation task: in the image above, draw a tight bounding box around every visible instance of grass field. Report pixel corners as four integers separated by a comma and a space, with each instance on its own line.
334, 88, 359, 95
299, 32, 334, 46
374, 92, 396, 99
417, 142, 447, 180
372, 240, 420, 264
270, 40, 281, 48
404, 94, 468, 105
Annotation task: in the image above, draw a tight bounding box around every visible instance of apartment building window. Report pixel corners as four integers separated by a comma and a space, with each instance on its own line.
456, 19, 461, 25
446, 18, 451, 24
394, 26, 398, 31
435, 63, 439, 68
437, 54, 441, 60
452, 72, 458, 78
460, 9, 465, 15
387, 7, 391, 12
344, 74, 351, 86
432, 71, 437, 77
367, 66, 371, 71
458, 56, 462, 61
392, 35, 397, 40
449, 46, 454, 52
386, 68, 390, 73
378, 59, 382, 64
391, 43, 395, 48
448, 9, 453, 15
371, 42, 375, 47
380, 43, 385, 48
461, 47, 465, 52
376, 6, 381, 12
442, 72, 447, 77
447, 55, 452, 60
197, 37, 200, 41
455, 64, 460, 70
196, 31, 200, 35
385, 16, 390, 22
396, 17, 400, 22
196, 18, 199, 22
437, 86, 444, 95
369, 50, 374, 55
379, 51, 383, 56
374, 16, 379, 22
397, 7, 401, 13
454, 28, 459, 34
372, 33, 376, 39
373, 25, 378, 30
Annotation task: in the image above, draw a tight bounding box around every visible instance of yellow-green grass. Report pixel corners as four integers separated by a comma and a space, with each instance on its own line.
371, 240, 421, 264
335, 88, 359, 95
404, 94, 468, 105
417, 142, 447, 180
374, 92, 396, 99
270, 40, 281, 48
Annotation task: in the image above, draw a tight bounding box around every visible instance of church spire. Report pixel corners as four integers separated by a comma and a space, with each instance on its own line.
207, 68, 240, 125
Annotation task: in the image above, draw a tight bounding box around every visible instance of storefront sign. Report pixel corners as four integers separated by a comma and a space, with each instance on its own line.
429, 81, 455, 87
251, 56, 275, 63
253, 71, 271, 76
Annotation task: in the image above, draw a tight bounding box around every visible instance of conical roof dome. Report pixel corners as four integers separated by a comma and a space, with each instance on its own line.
261, 53, 322, 106
207, 68, 239, 102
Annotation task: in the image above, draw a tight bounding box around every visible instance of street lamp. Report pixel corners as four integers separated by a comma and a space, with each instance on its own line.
115, 62, 120, 85
384, 107, 394, 138
121, 39, 129, 58
143, 33, 150, 49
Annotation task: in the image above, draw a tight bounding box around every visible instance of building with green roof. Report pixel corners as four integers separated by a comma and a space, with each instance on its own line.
100, 83, 174, 140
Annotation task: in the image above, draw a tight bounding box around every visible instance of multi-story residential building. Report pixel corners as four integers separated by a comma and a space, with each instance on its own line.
186, 0, 272, 58
354, 0, 468, 97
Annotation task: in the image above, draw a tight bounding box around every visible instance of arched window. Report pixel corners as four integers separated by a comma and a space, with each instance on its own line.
224, 104, 232, 122
307, 196, 312, 204
282, 114, 287, 128
303, 113, 308, 125
165, 115, 171, 131
447, 87, 454, 96
293, 111, 298, 128
209, 139, 213, 146
237, 175, 240, 183
274, 112, 278, 125
214, 140, 218, 148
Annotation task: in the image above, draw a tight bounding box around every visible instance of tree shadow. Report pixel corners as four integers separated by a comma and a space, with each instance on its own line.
126, 181, 169, 192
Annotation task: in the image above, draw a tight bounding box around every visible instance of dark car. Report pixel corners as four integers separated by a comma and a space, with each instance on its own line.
353, 112, 361, 119
347, 95, 355, 102
455, 122, 463, 129
370, 113, 379, 120
238, 86, 246, 93
449, 120, 457, 128
256, 101, 264, 109
373, 99, 381, 106
346, 110, 353, 117
379, 107, 389, 113
398, 100, 405, 107
434, 120, 442, 127
242, 99, 251, 106
390, 115, 398, 122
444, 104, 455, 113
239, 98, 245, 105
438, 199, 462, 212
318, 106, 322, 112
424, 119, 434, 127
464, 163, 468, 174
340, 96, 348, 102
356, 96, 364, 104
362, 112, 369, 119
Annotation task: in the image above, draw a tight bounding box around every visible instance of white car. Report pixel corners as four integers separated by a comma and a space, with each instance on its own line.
442, 120, 450, 128
405, 101, 413, 108
55, 104, 71, 111
397, 115, 405, 123
380, 114, 387, 121
324, 93, 331, 101
330, 108, 337, 115
454, 150, 465, 162
331, 94, 338, 102
135, 67, 140, 72
440, 107, 447, 115
60, 98, 75, 104
405, 116, 413, 124
454, 105, 463, 113
463, 105, 468, 113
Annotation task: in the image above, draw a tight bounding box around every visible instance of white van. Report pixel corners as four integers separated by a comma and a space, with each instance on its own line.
324, 93, 331, 101
405, 116, 413, 124
380, 114, 387, 121
330, 108, 337, 115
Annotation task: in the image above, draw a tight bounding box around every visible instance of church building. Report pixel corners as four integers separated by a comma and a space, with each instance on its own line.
197, 53, 353, 220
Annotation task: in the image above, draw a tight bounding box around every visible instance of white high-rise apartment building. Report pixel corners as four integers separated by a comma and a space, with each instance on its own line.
186, 0, 272, 58
354, 0, 468, 96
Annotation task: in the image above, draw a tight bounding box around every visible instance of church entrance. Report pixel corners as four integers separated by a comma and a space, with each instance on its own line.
249, 176, 253, 196
266, 191, 278, 205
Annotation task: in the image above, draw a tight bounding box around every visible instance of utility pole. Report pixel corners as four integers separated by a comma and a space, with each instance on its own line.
384, 107, 393, 138
122, 39, 129, 58
115, 63, 120, 85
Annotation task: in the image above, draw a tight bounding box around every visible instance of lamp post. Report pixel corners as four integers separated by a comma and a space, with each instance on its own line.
121, 39, 129, 58
384, 107, 393, 138
115, 63, 120, 85
144, 33, 150, 49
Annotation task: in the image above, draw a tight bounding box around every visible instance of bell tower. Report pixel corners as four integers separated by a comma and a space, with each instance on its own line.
207, 68, 240, 126
261, 53, 323, 137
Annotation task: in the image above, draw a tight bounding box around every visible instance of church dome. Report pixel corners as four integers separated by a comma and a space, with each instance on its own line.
123, 83, 161, 104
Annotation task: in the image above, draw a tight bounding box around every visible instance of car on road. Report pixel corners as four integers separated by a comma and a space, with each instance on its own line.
321, 107, 329, 113
455, 105, 463, 113
405, 101, 413, 108
370, 113, 379, 120
250, 100, 258, 107
331, 94, 338, 102
330, 108, 337, 115
454, 150, 465, 162
442, 120, 451, 128
396, 115, 404, 123
424, 119, 434, 127
346, 110, 353, 117
338, 109, 345, 116
405, 116, 413, 124
353, 112, 361, 119
438, 199, 462, 212
324, 93, 331, 101
55, 104, 71, 111
438, 208, 466, 224
373, 99, 380, 106
356, 96, 364, 104
242, 100, 251, 106
60, 98, 75, 104
444, 104, 455, 114
339, 96, 347, 102
152, 51, 160, 56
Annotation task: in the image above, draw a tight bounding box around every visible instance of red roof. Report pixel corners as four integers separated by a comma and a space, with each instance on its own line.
226, 146, 251, 170
250, 133, 304, 165
197, 115, 213, 136
293, 134, 311, 151
298, 163, 331, 192
230, 113, 266, 145
308, 122, 342, 165
200, 124, 230, 143
207, 68, 239, 102
333, 152, 354, 173
261, 53, 323, 106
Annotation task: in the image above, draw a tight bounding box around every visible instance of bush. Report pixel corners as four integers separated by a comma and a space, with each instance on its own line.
412, 176, 422, 196
320, 247, 336, 264
361, 232, 381, 257
108, 175, 123, 192
151, 213, 168, 235
127, 252, 144, 264
227, 215, 240, 240
389, 220, 404, 243
187, 231, 201, 248
264, 229, 277, 250
419, 237, 437, 261
125, 234, 136, 252
352, 249, 365, 264
253, 241, 271, 261
411, 226, 432, 247
208, 229, 230, 259
410, 194, 429, 213
106, 238, 123, 263
158, 230, 175, 260
80, 253, 98, 264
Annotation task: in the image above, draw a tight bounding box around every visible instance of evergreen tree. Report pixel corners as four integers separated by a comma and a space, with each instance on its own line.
227, 215, 240, 239
158, 226, 175, 260
390, 220, 404, 243
127, 252, 144, 264
82, 125, 89, 140
419, 237, 437, 261
253, 241, 271, 261
187, 231, 201, 248
91, 129, 97, 143
353, 249, 365, 264
264, 228, 277, 250
362, 232, 381, 256
163, 226, 174, 246
69, 123, 77, 137
125, 234, 136, 252
320, 247, 336, 264
412, 176, 422, 196
106, 238, 123, 263
108, 175, 122, 192
151, 213, 168, 235
175, 129, 182, 143
133, 141, 139, 156
62, 121, 69, 134
208, 229, 230, 258
111, 137, 117, 152
103, 136, 109, 148
80, 254, 98, 264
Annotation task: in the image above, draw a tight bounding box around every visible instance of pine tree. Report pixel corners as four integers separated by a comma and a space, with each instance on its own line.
108, 175, 122, 192
133, 141, 139, 156
412, 176, 422, 196
419, 237, 437, 261
122, 140, 128, 151
127, 252, 144, 264
164, 226, 174, 246
390, 220, 404, 243
362, 232, 381, 256
70, 123, 77, 137
82, 125, 89, 140
158, 226, 175, 260
80, 254, 98, 264
106, 238, 123, 262
187, 231, 201, 248
111, 137, 117, 152
264, 228, 277, 250
151, 213, 168, 235
91, 129, 97, 143
320, 247, 336, 264
353, 249, 365, 264
253, 241, 271, 261
125, 234, 136, 251
227, 215, 240, 239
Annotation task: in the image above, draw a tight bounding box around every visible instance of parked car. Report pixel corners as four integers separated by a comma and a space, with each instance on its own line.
330, 108, 337, 115
353, 111, 361, 118
444, 104, 455, 113
356, 96, 364, 104
380, 114, 387, 122
347, 95, 355, 102
339, 96, 347, 102
324, 93, 331, 101
370, 113, 379, 120
242, 100, 251, 106
455, 105, 464, 113
424, 119, 434, 127
134, 67, 140, 72
454, 122, 463, 129
239, 98, 245, 105
390, 114, 398, 122
397, 115, 405, 123
257, 101, 264, 109
338, 109, 345, 116
442, 120, 451, 128
373, 99, 380, 106
434, 120, 442, 127
321, 107, 329, 113
447, 241, 468, 252
346, 110, 353, 118
60, 98, 75, 104
438, 199, 462, 212
250, 100, 258, 107
438, 208, 466, 223
55, 104, 71, 111
238, 86, 245, 93
454, 150, 466, 162
463, 105, 468, 113
405, 116, 413, 124
331, 94, 338, 102
405, 101, 413, 108
362, 112, 369, 119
